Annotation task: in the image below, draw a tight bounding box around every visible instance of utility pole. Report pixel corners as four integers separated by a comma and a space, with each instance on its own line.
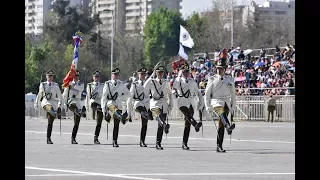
231, 0, 234, 48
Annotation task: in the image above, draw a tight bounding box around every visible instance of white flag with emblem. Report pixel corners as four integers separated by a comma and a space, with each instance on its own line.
179, 25, 194, 49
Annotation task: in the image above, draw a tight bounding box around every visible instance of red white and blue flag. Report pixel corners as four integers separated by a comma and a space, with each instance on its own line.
62, 31, 83, 88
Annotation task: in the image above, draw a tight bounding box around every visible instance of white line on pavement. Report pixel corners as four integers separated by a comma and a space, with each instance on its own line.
25, 130, 295, 144
25, 166, 164, 180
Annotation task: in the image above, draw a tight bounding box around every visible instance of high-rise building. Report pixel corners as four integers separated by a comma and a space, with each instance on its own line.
25, 0, 91, 35
92, 0, 182, 36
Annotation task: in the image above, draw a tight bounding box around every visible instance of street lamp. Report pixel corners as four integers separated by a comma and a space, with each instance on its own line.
102, 9, 114, 75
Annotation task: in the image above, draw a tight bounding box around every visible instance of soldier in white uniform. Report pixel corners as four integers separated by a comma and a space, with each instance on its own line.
85, 70, 109, 144
204, 60, 236, 153
34, 70, 64, 144
144, 65, 172, 150
62, 70, 85, 144
172, 63, 204, 150
127, 68, 150, 147
101, 68, 130, 147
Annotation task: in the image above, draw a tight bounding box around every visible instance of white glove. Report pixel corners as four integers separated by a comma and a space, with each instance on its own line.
68, 81, 74, 86
34, 103, 38, 109
206, 106, 213, 113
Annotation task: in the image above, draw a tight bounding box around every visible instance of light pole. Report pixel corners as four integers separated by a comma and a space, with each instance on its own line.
231, 0, 234, 48
102, 9, 114, 75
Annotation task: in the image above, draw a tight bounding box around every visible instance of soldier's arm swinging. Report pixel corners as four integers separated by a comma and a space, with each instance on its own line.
56, 84, 64, 108
229, 77, 236, 115
101, 82, 109, 114
35, 83, 44, 106
127, 84, 135, 118
84, 84, 90, 111
204, 81, 214, 112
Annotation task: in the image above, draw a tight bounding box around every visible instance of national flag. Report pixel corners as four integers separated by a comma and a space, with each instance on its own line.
62, 31, 83, 88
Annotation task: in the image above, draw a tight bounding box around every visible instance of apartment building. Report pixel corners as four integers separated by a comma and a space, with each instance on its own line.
25, 0, 53, 35
93, 0, 182, 36
25, 0, 90, 35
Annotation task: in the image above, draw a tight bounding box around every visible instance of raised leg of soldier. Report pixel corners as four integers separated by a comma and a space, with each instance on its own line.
108, 105, 125, 124
213, 105, 235, 135
136, 106, 148, 147
68, 103, 81, 117
71, 113, 81, 144
152, 108, 170, 134
94, 111, 103, 144
179, 106, 202, 132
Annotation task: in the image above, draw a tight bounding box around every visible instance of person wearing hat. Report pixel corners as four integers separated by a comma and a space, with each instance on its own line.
204, 60, 236, 153
144, 63, 172, 150
85, 70, 109, 144
127, 67, 150, 147
101, 67, 130, 147
62, 70, 85, 144
172, 63, 204, 150
34, 70, 64, 144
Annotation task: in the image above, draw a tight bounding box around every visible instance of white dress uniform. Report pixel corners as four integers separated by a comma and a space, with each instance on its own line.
85, 81, 104, 110
144, 76, 173, 114
204, 74, 236, 113
101, 79, 130, 113
127, 79, 150, 118
35, 81, 63, 111
63, 80, 84, 109
173, 76, 204, 110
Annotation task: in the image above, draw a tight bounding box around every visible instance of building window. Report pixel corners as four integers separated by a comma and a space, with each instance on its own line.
288, 5, 291, 8
37, 5, 43, 8
270, 4, 272, 7
275, 11, 287, 15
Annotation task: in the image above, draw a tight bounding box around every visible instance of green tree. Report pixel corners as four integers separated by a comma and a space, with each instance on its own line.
144, 6, 185, 67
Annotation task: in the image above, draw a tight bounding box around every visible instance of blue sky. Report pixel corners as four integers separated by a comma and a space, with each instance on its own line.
180, 0, 292, 18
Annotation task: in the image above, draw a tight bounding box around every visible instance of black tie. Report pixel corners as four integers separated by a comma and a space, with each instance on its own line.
49, 83, 51, 86
114, 81, 117, 86
141, 81, 144, 86
185, 79, 188, 83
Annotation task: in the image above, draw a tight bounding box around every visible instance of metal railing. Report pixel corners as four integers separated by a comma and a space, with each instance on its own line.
25, 95, 294, 122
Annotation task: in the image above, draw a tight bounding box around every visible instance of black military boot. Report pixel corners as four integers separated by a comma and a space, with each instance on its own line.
216, 144, 226, 153
140, 141, 147, 147
182, 142, 189, 150
156, 141, 163, 150
113, 140, 119, 147
47, 137, 53, 144
81, 106, 86, 118
71, 137, 78, 144
195, 122, 202, 132
94, 136, 100, 144
226, 124, 235, 135
164, 124, 170, 134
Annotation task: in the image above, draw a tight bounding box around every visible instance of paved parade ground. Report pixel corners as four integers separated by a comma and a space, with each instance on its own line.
25, 116, 295, 180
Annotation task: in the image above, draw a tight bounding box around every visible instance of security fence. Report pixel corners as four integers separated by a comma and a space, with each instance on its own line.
25, 95, 294, 122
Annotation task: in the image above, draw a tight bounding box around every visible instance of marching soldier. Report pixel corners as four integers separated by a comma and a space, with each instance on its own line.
204, 60, 236, 153
101, 68, 130, 147
144, 64, 172, 150
62, 70, 85, 144
172, 63, 204, 150
127, 68, 150, 147
85, 70, 110, 144
34, 70, 64, 144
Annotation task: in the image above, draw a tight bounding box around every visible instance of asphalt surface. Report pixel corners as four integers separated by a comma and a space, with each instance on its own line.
25, 116, 295, 180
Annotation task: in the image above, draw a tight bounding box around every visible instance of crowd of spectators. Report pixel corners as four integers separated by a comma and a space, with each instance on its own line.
167, 43, 295, 96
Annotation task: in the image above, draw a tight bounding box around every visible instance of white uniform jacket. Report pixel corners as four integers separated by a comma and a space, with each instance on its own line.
35, 81, 63, 110
62, 80, 84, 108
204, 74, 236, 113
172, 76, 204, 110
144, 77, 173, 114
101, 80, 130, 112
85, 82, 104, 109
127, 79, 150, 117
